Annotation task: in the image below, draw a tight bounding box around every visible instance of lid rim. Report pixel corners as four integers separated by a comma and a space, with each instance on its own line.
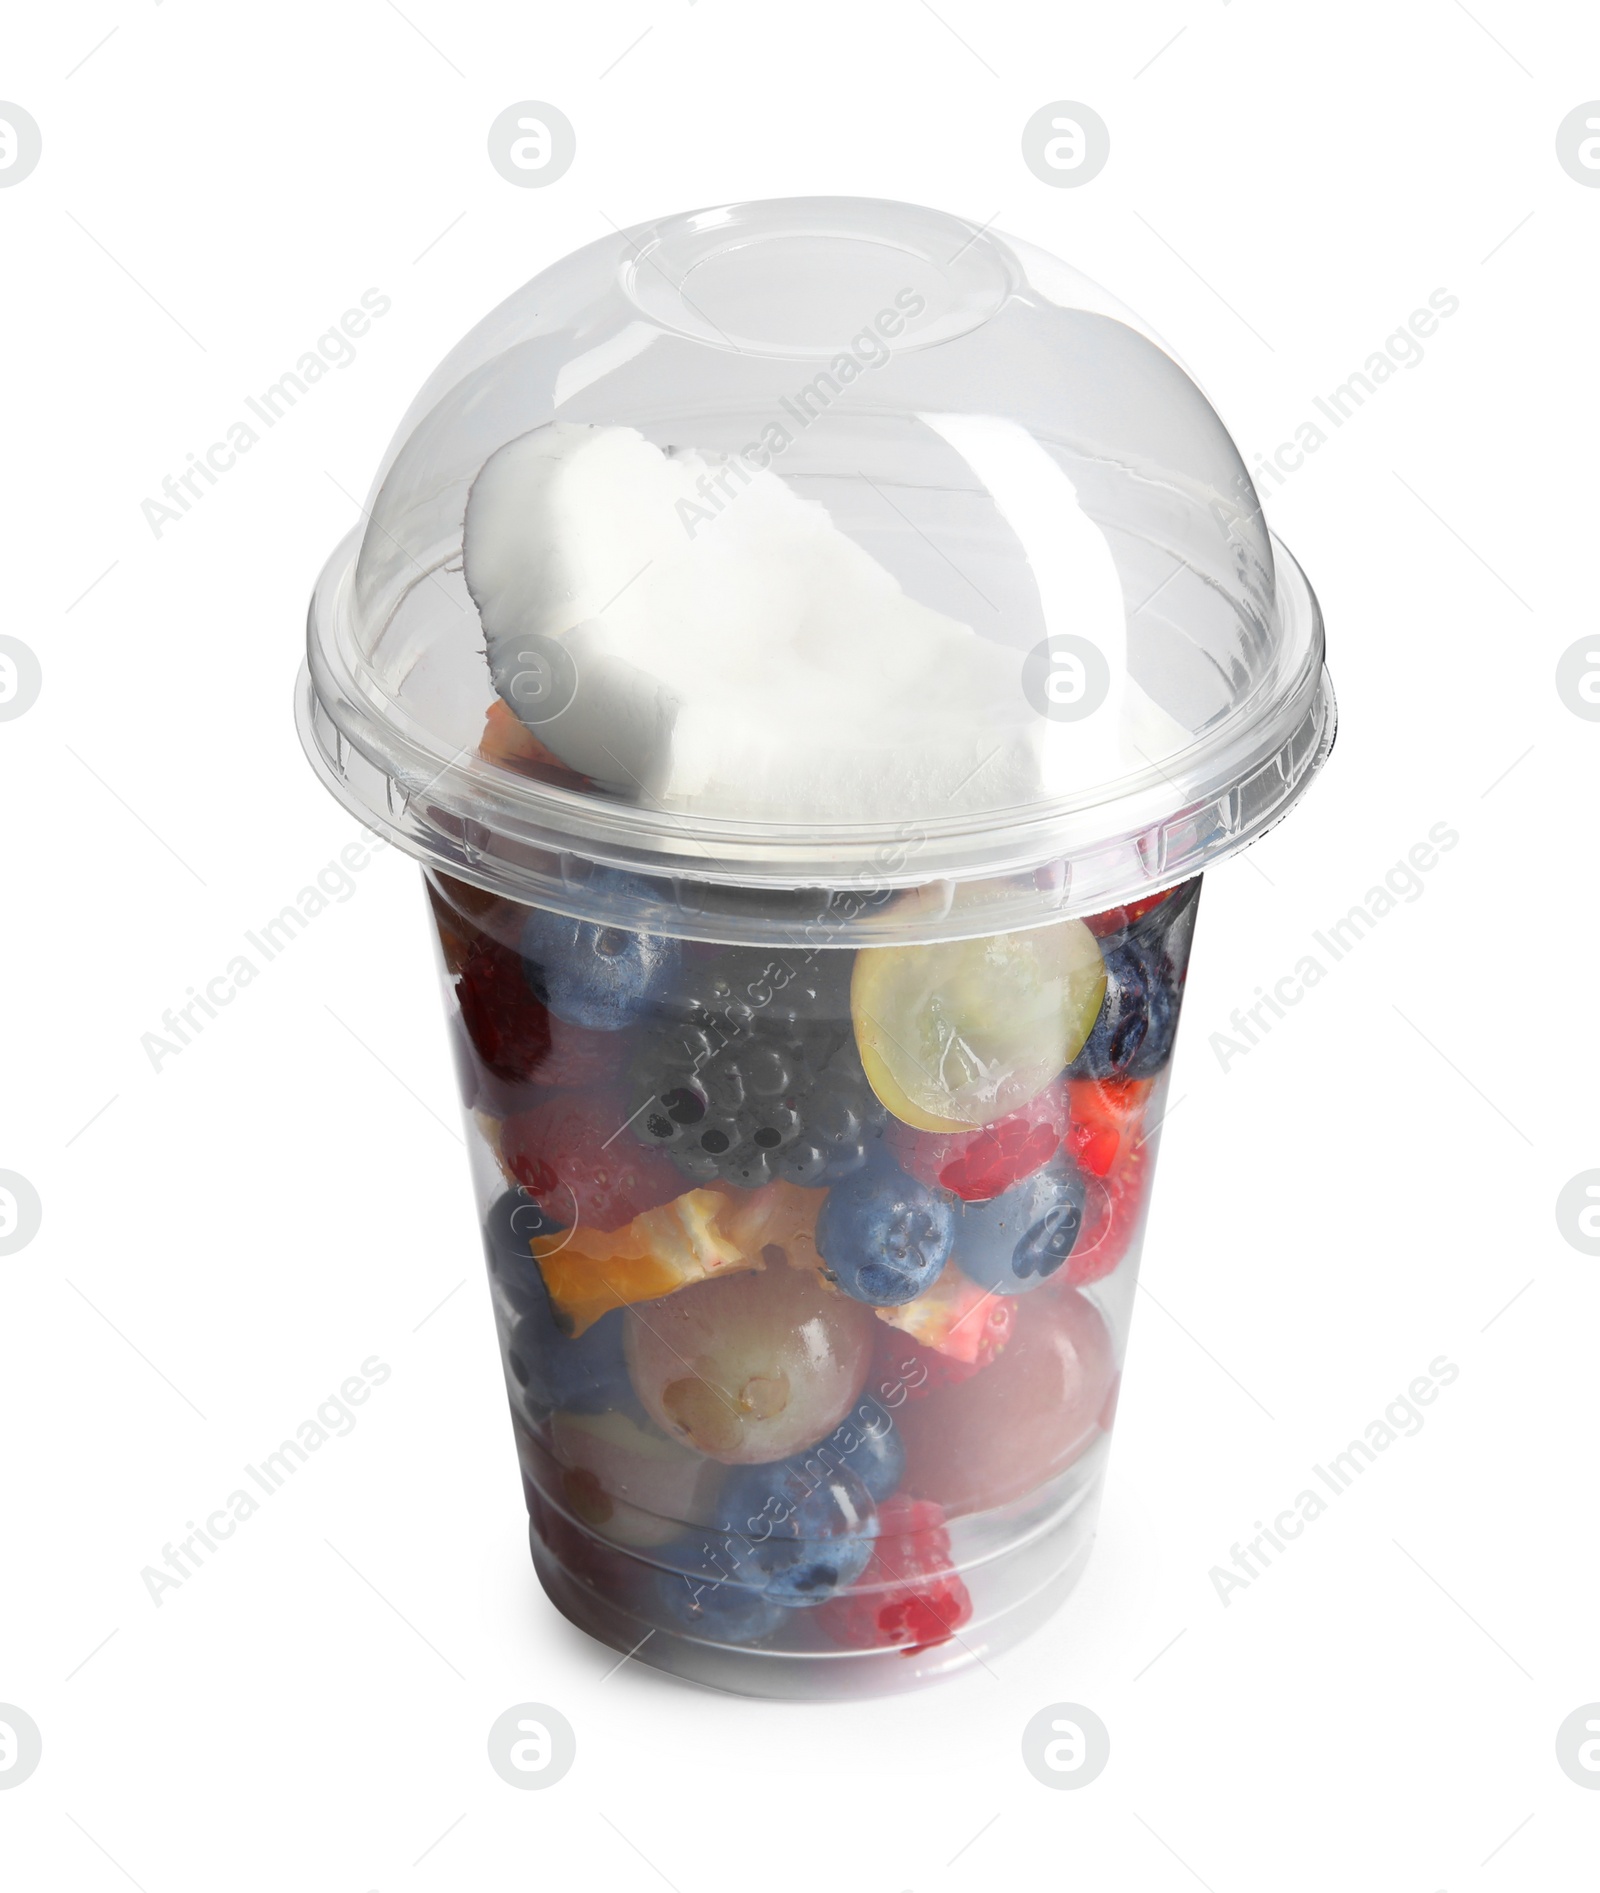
298, 534, 1333, 941
305, 529, 1325, 849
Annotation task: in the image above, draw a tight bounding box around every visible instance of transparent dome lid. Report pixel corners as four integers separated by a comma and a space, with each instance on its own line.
297, 196, 1334, 943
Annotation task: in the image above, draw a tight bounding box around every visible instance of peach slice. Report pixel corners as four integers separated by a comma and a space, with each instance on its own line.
530, 1180, 826, 1335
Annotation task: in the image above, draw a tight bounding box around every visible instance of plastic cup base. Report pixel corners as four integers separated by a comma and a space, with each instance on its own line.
526, 1471, 1106, 1701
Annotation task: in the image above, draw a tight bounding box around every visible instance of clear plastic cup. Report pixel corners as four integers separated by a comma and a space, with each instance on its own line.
297, 197, 1334, 1698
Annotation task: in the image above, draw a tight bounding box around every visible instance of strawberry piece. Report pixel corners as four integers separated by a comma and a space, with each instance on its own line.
479, 697, 591, 790
500, 1089, 684, 1234
456, 936, 626, 1095
1082, 885, 1181, 940
885, 1080, 1070, 1203
872, 1264, 1014, 1368
817, 1496, 973, 1654
871, 1319, 1000, 1407
1063, 1076, 1153, 1179
1066, 1140, 1150, 1286
899, 1347, 984, 1401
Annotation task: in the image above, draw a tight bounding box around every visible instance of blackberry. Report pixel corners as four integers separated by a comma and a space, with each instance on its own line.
632, 1009, 884, 1190
662, 943, 856, 1034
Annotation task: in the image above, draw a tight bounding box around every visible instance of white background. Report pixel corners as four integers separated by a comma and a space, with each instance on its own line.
2, 3, 1597, 1888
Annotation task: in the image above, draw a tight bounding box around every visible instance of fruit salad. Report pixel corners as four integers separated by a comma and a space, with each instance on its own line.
429, 852, 1200, 1675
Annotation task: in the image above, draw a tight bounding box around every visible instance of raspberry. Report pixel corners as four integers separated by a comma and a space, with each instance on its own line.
876, 1495, 950, 1547
884, 1081, 1070, 1203
500, 1089, 683, 1234
817, 1496, 973, 1654
426, 870, 530, 967
457, 938, 548, 1078
456, 937, 626, 1094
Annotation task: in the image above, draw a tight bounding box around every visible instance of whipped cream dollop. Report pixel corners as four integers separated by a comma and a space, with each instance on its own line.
463, 421, 1172, 822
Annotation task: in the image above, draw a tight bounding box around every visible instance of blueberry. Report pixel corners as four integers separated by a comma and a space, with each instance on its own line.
506, 1301, 636, 1417
520, 873, 681, 1031
717, 1456, 878, 1607
1072, 882, 1198, 1081
955, 1160, 1087, 1295
1071, 937, 1157, 1078
816, 1155, 955, 1305
485, 1190, 636, 1415
483, 1187, 565, 1312
648, 1564, 789, 1644
1122, 946, 1179, 1078
1123, 884, 1199, 1076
